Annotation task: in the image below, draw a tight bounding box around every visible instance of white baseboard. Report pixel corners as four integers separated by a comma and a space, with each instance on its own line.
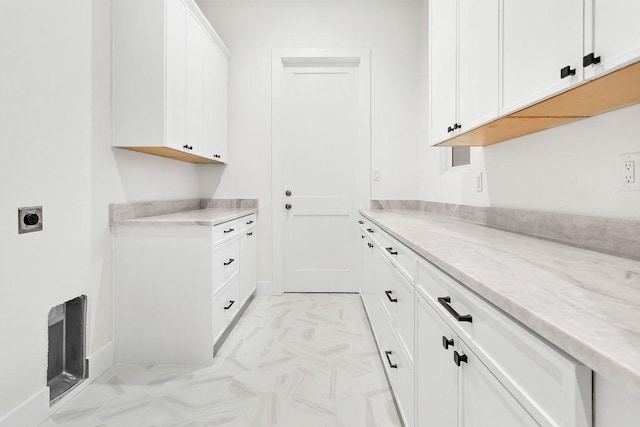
255, 281, 281, 296
0, 387, 49, 427
0, 341, 115, 427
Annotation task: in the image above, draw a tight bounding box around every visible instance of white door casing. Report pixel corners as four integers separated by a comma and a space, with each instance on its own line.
272, 49, 371, 294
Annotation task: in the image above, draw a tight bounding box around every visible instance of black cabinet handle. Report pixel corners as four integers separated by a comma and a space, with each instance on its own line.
183, 145, 193, 150
358, 220, 364, 224
454, 351, 468, 366
223, 258, 235, 266
368, 243, 373, 248
385, 247, 398, 256
447, 125, 454, 133
366, 228, 374, 233
442, 336, 454, 350
213, 154, 221, 159
438, 296, 472, 322
385, 351, 398, 369
361, 235, 365, 239
454, 123, 462, 130
246, 220, 254, 225
560, 65, 576, 79
224, 300, 235, 310
583, 52, 601, 67
223, 228, 235, 234
247, 232, 253, 236
385, 290, 398, 303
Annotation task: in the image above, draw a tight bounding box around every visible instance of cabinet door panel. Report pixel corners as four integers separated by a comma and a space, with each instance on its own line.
211, 44, 228, 162
202, 35, 217, 158
429, 0, 458, 145
458, 0, 499, 131
239, 229, 257, 303
186, 12, 204, 153
502, 0, 583, 114
458, 342, 539, 427
165, 0, 186, 150
592, 0, 640, 75
416, 296, 457, 427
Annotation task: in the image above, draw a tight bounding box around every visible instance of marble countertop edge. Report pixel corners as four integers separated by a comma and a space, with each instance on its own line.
111, 208, 258, 226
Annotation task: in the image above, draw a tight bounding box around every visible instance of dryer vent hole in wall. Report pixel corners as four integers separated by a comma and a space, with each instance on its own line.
47, 295, 88, 403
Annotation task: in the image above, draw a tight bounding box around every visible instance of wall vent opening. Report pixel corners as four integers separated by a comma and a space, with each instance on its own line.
47, 295, 87, 403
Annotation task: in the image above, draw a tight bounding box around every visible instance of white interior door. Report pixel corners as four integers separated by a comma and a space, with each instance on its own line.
282, 66, 359, 292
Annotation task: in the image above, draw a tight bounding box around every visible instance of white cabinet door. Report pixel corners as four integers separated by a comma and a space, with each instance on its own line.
165, 0, 186, 151
211, 42, 228, 163
185, 11, 204, 154
458, 341, 539, 427
587, 0, 640, 78
429, 0, 458, 145
458, 0, 499, 131
416, 296, 457, 427
202, 34, 217, 159
239, 228, 256, 303
502, 0, 584, 114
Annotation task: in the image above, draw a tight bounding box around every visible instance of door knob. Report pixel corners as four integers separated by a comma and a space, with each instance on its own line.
285, 204, 292, 210
285, 190, 292, 196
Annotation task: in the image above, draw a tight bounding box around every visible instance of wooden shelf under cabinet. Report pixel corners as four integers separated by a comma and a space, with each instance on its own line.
439, 60, 640, 147
119, 146, 222, 164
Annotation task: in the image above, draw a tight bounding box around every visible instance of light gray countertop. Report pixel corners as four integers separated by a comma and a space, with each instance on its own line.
112, 208, 258, 226
360, 208, 640, 396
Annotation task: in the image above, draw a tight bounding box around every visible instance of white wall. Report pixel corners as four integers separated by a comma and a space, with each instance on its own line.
0, 0, 204, 420
198, 0, 423, 283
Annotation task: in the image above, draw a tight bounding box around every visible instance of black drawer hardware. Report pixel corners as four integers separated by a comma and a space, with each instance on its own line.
583, 52, 601, 67
358, 220, 364, 224
361, 235, 365, 239
438, 296, 473, 323
183, 144, 193, 150
366, 228, 374, 233
223, 258, 235, 266
385, 351, 398, 369
368, 243, 374, 248
385, 247, 398, 256
247, 232, 253, 236
448, 125, 455, 133
246, 220, 254, 225
385, 290, 398, 303
213, 154, 221, 159
223, 228, 235, 234
454, 123, 462, 130
560, 65, 576, 79
454, 351, 468, 366
224, 300, 235, 310
442, 336, 454, 350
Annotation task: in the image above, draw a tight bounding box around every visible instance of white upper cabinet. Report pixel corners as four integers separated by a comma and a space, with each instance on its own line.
429, 0, 499, 146
584, 0, 640, 79
428, 0, 458, 145
457, 0, 499, 132
112, 0, 230, 164
501, 0, 584, 114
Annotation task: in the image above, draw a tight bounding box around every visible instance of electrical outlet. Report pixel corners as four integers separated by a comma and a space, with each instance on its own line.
620, 153, 640, 191
475, 172, 483, 192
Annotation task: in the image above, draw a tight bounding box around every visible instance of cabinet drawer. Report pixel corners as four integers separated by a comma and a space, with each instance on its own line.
416, 259, 591, 427
381, 231, 416, 282
240, 213, 257, 231
377, 302, 415, 427
212, 275, 240, 343
380, 255, 415, 359
212, 218, 240, 244
212, 238, 239, 293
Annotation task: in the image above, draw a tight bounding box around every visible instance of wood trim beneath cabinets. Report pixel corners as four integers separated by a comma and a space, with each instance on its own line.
438, 60, 640, 147
118, 146, 221, 164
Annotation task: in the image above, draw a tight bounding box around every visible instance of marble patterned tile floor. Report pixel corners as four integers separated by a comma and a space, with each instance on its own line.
42, 294, 401, 427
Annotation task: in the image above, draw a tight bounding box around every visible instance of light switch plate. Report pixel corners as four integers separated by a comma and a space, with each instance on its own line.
373, 169, 382, 182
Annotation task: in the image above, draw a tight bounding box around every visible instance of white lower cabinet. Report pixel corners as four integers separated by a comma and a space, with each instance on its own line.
357, 215, 592, 427
239, 218, 257, 304
114, 213, 257, 365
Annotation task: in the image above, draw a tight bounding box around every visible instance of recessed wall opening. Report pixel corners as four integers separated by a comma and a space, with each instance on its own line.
47, 295, 88, 403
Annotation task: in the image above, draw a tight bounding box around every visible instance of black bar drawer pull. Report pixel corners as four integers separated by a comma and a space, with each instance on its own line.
246, 220, 254, 225
385, 290, 398, 303
438, 296, 472, 322
368, 243, 373, 248
583, 52, 601, 67
224, 300, 235, 310
385, 247, 398, 256
223, 258, 235, 266
247, 232, 253, 236
366, 228, 374, 233
361, 235, 365, 239
454, 351, 467, 366
385, 351, 398, 369
223, 228, 235, 234
358, 220, 364, 224
560, 65, 576, 79
442, 336, 454, 350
